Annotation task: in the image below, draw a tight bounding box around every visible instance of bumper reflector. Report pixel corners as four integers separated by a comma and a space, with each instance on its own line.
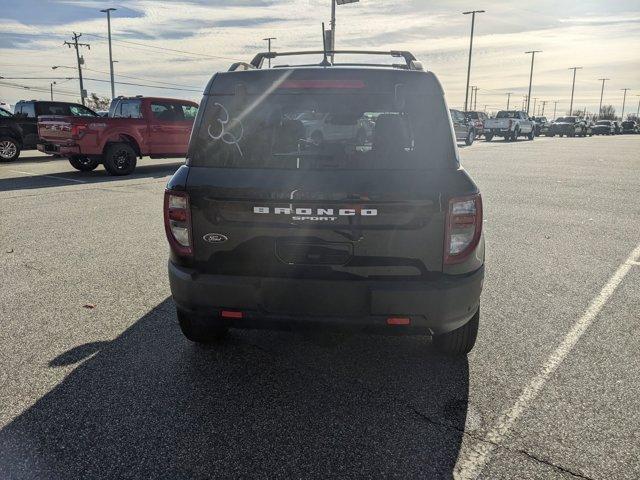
387, 317, 411, 326
221, 310, 243, 319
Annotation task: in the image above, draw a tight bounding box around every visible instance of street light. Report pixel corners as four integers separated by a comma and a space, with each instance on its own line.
568, 66, 582, 116
524, 50, 542, 114
330, 0, 359, 63
463, 10, 485, 112
50, 81, 57, 100
263, 37, 276, 68
100, 8, 117, 99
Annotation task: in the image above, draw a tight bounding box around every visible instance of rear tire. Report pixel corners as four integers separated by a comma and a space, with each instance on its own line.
103, 142, 137, 176
432, 309, 479, 356
465, 129, 474, 146
484, 134, 493, 142
69, 155, 99, 172
0, 136, 20, 162
177, 309, 229, 344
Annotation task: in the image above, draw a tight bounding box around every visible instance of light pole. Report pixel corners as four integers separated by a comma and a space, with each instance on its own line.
524, 50, 541, 114
597, 78, 609, 118
263, 37, 276, 68
541, 100, 547, 116
620, 88, 630, 119
100, 8, 117, 99
568, 66, 582, 116
506, 92, 512, 110
330, 0, 359, 63
462, 10, 485, 112
50, 82, 56, 100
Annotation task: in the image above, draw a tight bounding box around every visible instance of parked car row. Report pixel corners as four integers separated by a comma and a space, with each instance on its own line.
0, 97, 198, 174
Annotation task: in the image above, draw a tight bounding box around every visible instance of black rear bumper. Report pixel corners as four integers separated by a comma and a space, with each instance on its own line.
168, 262, 484, 335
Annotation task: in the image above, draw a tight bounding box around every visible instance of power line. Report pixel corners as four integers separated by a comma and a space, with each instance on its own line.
83, 33, 241, 61
1, 76, 201, 93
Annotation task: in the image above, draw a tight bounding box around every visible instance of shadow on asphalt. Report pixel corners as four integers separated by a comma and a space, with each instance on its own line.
0, 299, 469, 479
0, 162, 183, 192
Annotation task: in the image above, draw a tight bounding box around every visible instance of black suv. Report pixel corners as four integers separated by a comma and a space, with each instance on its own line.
0, 100, 97, 162
165, 50, 485, 355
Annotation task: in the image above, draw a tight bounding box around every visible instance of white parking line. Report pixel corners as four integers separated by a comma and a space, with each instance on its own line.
456, 242, 640, 479
9, 169, 86, 184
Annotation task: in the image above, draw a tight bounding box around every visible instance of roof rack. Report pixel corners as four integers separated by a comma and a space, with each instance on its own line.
240, 50, 423, 71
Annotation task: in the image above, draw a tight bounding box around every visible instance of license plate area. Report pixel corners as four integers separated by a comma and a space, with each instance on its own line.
275, 240, 352, 266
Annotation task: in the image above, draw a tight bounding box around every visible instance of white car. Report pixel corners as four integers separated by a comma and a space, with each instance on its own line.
296, 112, 370, 144
484, 110, 535, 142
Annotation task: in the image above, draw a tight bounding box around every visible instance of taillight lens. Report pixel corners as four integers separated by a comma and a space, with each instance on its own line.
444, 194, 482, 265
164, 190, 193, 257
71, 124, 87, 139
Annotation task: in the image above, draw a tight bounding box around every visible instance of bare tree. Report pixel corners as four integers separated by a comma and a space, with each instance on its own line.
599, 105, 616, 120
86, 93, 111, 111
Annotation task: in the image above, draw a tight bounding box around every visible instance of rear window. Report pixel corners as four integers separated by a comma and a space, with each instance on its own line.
17, 103, 36, 118
496, 111, 518, 119
37, 103, 71, 116
151, 102, 198, 121
189, 70, 456, 170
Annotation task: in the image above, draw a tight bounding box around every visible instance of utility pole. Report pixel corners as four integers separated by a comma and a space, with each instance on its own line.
64, 32, 90, 105
541, 100, 547, 116
506, 92, 512, 110
597, 78, 609, 118
524, 50, 541, 114
620, 88, 630, 120
50, 82, 56, 100
463, 10, 485, 112
568, 66, 582, 116
636, 95, 640, 118
553, 101, 559, 120
474, 87, 479, 110
100, 8, 117, 99
532, 97, 538, 116
263, 37, 276, 68
522, 95, 528, 111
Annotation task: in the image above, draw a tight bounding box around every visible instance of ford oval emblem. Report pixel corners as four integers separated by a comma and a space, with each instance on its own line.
203, 233, 228, 244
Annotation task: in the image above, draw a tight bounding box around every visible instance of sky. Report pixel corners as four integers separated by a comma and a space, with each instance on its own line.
1, 0, 639, 117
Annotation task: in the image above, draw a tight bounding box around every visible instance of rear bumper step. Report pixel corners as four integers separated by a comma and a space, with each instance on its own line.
168, 262, 484, 335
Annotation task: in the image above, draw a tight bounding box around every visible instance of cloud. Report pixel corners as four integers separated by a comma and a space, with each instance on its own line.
1, 0, 639, 115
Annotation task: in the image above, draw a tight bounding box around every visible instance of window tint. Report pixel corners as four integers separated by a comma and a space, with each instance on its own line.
19, 103, 36, 118
69, 105, 97, 117
151, 102, 186, 121
112, 100, 142, 118
38, 103, 70, 116
190, 83, 456, 171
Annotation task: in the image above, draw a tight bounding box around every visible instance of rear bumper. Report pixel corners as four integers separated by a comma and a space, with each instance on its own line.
37, 143, 81, 156
168, 262, 484, 335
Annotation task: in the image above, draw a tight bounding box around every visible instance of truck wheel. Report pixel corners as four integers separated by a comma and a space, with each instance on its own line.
484, 134, 493, 142
0, 137, 21, 162
177, 309, 228, 344
432, 309, 479, 356
465, 129, 474, 146
103, 142, 137, 176
68, 155, 99, 172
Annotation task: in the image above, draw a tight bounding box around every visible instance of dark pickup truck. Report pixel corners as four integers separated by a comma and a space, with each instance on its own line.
1, 101, 97, 162
38, 96, 199, 175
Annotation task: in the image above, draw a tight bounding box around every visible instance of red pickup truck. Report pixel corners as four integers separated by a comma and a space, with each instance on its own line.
38, 96, 198, 175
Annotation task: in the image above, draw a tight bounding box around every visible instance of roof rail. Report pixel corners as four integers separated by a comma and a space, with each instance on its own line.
228, 62, 256, 72
248, 50, 423, 71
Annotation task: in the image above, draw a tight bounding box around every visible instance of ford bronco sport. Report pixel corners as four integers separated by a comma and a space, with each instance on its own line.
165, 50, 484, 355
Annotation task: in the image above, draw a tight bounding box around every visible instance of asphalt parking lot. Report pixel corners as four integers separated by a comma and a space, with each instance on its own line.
1, 135, 639, 479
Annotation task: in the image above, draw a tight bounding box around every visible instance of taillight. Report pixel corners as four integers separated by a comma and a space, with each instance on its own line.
444, 194, 482, 265
70, 124, 87, 139
164, 190, 193, 257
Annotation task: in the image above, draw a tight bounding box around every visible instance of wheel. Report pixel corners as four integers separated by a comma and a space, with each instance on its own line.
177, 309, 229, 344
432, 309, 479, 356
68, 155, 99, 171
484, 134, 493, 142
103, 142, 137, 176
527, 129, 535, 140
0, 136, 21, 162
465, 129, 474, 146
